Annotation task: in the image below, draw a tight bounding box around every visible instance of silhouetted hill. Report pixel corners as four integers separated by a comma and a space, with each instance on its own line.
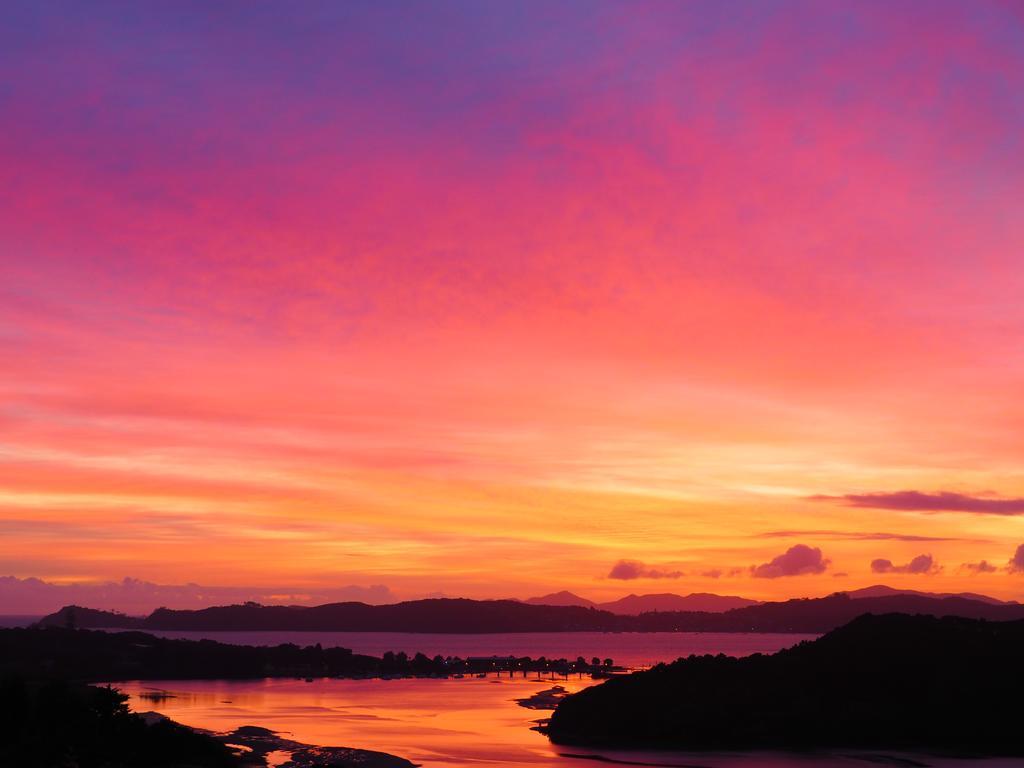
524, 591, 595, 608
0, 626, 372, 681
597, 592, 760, 614
35, 605, 143, 629
546, 613, 1024, 754
142, 598, 626, 632
845, 583, 1016, 605
0, 627, 616, 682
38, 598, 634, 633
687, 592, 1024, 633
0, 677, 239, 767
35, 592, 1024, 634
524, 591, 759, 613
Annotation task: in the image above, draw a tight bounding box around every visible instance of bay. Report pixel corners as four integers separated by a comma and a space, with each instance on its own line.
108, 633, 1024, 768
116, 676, 1023, 768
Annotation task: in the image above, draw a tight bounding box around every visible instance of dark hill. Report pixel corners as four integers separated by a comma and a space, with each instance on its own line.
0, 678, 239, 767
523, 591, 761, 614
597, 592, 760, 614
142, 598, 625, 632
846, 584, 1016, 605
661, 592, 1024, 633
0, 626, 374, 681
35, 605, 143, 629
547, 613, 1024, 754
0, 626, 616, 682
524, 591, 595, 608
35, 592, 1024, 634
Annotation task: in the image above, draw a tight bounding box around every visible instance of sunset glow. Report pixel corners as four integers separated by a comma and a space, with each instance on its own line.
3, 1, 1024, 609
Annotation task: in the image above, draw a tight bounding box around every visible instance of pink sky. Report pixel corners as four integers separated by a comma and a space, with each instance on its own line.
2, 1, 1024, 609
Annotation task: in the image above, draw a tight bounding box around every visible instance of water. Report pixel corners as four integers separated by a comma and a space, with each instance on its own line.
132, 630, 817, 669
116, 676, 1023, 768
107, 633, 1024, 768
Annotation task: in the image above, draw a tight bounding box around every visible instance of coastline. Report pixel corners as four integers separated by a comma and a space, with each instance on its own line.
191, 721, 419, 768
132, 708, 419, 768
110, 672, 1024, 768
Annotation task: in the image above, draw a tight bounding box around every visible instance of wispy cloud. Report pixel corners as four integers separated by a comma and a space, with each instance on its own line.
811, 491, 1024, 515
870, 554, 940, 575
758, 529, 973, 542
607, 560, 683, 580
696, 568, 745, 579
2, 2, 1024, 598
961, 560, 998, 574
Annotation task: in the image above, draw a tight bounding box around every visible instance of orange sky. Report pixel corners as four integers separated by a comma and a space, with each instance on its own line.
2, 2, 1024, 608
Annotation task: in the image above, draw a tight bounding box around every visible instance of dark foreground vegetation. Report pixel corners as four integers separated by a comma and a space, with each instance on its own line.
37, 591, 1024, 634
0, 677, 239, 768
1, 628, 550, 767
547, 613, 1024, 755
0, 626, 616, 681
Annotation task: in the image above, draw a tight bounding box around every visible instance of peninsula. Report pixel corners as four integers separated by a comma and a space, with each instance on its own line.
546, 613, 1024, 755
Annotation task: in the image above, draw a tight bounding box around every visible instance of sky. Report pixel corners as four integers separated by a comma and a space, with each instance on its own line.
2, 0, 1024, 612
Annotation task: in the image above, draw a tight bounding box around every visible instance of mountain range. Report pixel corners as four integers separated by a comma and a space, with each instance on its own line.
36, 586, 1024, 634
838, 583, 1013, 605
522, 584, 1017, 613
523, 591, 761, 614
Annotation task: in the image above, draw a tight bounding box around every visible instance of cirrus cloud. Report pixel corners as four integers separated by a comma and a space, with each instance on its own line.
811, 491, 1024, 515
757, 529, 976, 542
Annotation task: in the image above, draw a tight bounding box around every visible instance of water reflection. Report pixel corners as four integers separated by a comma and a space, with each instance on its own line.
115, 677, 1021, 768
135, 631, 817, 670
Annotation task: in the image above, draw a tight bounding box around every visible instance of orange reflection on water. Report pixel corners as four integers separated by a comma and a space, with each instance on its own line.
116, 676, 1024, 768
120, 676, 593, 767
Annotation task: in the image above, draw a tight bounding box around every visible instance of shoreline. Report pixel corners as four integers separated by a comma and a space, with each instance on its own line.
137, 689, 994, 768
117, 673, 1024, 768
137, 712, 419, 768
213, 724, 419, 768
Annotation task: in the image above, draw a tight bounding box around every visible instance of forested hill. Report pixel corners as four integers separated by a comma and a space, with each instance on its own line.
546, 613, 1024, 754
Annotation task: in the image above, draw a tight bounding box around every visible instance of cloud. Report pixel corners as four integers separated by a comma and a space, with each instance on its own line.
961, 560, 998, 574
811, 491, 1024, 515
0, 575, 395, 615
1010, 545, 1024, 574
870, 554, 940, 575
607, 560, 683, 580
697, 568, 745, 579
757, 529, 973, 542
751, 545, 829, 579
963, 545, 1024, 575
